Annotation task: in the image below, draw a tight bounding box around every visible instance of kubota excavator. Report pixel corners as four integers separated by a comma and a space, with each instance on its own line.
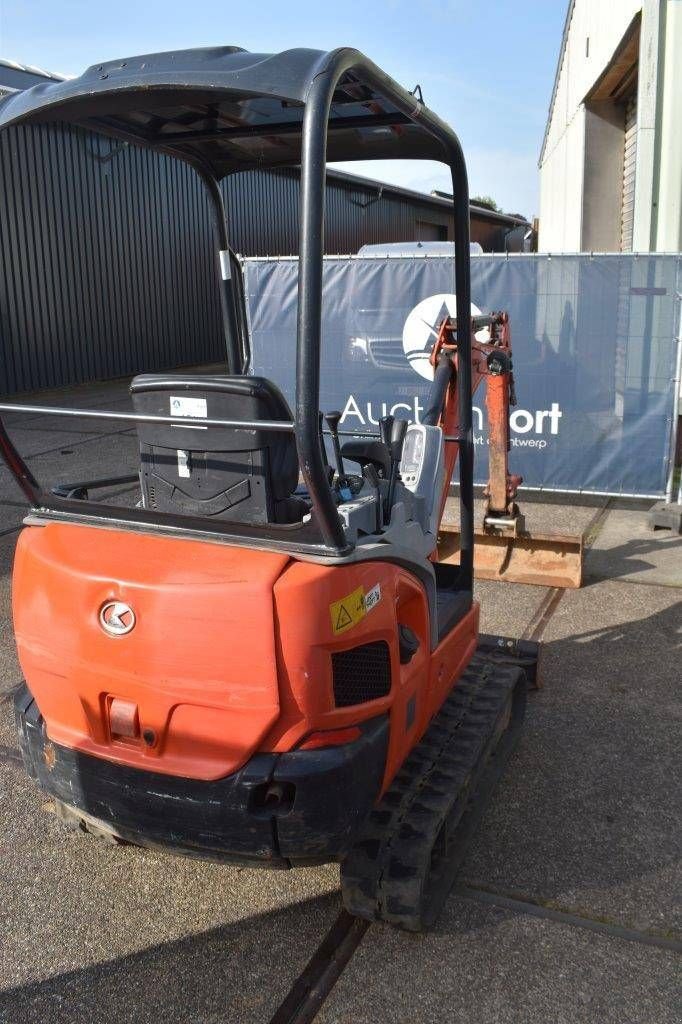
0, 46, 539, 930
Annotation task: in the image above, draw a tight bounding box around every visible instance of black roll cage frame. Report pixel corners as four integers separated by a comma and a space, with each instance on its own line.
0, 48, 474, 589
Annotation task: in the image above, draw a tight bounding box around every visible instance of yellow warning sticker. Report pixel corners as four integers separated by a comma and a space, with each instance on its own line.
330, 586, 366, 635
329, 583, 381, 635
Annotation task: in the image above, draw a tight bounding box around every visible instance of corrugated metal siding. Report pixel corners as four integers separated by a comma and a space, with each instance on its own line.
620, 92, 637, 252
222, 168, 453, 256
0, 118, 518, 395
0, 122, 223, 395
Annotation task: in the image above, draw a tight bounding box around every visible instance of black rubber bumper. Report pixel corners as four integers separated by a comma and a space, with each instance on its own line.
14, 685, 389, 867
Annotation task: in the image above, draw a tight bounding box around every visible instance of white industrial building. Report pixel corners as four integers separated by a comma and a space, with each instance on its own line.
538, 0, 682, 252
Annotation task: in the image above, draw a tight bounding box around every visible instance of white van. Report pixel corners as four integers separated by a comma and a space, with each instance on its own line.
357, 241, 483, 256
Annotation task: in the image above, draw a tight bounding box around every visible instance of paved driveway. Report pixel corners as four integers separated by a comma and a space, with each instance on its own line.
0, 378, 679, 1023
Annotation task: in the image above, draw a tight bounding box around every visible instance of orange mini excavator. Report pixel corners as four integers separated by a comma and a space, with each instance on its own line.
0, 46, 538, 930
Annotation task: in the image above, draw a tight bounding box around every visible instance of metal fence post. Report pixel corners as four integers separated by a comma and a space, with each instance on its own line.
665, 292, 682, 503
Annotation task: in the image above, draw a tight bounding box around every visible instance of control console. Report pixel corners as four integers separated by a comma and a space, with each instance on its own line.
399, 424, 445, 535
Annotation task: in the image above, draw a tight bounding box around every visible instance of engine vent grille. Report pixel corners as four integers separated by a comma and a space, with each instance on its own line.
331, 641, 391, 707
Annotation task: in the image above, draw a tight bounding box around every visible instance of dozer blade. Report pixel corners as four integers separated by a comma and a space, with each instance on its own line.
437, 524, 583, 589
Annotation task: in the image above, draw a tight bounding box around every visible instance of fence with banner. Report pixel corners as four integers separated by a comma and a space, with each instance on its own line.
244, 253, 682, 499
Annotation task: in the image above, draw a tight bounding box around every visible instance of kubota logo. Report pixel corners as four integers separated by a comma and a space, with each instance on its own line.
99, 601, 136, 636
402, 293, 485, 380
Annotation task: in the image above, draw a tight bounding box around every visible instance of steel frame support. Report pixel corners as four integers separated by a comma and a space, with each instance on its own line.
193, 165, 244, 375
0, 54, 475, 571
298, 51, 473, 577
665, 294, 682, 504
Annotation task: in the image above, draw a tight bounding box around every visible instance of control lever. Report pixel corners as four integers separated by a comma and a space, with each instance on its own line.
325, 410, 354, 501
363, 463, 383, 533
379, 414, 394, 447
324, 411, 345, 478
385, 418, 408, 520
319, 411, 334, 485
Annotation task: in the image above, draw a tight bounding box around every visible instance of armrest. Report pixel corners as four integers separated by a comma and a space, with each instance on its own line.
341, 440, 391, 478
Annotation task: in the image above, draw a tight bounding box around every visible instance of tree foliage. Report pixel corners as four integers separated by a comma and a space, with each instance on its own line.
471, 195, 500, 212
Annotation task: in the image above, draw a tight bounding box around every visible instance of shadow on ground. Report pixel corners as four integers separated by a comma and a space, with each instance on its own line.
0, 892, 339, 1024
585, 531, 682, 585
458, 585, 681, 936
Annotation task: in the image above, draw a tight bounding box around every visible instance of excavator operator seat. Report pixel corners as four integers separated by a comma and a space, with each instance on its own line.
130, 374, 307, 524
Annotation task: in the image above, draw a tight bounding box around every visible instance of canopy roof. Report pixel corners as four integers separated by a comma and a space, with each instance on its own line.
0, 45, 447, 177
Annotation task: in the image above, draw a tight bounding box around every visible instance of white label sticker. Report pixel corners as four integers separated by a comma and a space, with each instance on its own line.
170, 396, 207, 419
219, 250, 232, 280
177, 449, 190, 478
364, 584, 381, 613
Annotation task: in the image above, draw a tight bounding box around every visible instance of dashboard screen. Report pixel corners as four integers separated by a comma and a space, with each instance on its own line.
401, 428, 424, 477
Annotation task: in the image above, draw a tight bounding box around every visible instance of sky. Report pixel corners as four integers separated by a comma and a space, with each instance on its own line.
0, 0, 567, 219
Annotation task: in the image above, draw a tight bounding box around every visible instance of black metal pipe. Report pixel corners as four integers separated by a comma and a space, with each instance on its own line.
295, 78, 348, 551
448, 155, 474, 590
193, 166, 244, 375
344, 56, 474, 587
290, 50, 474, 569
312, 49, 474, 587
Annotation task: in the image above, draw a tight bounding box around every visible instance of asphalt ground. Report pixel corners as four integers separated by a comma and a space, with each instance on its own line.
0, 377, 680, 1024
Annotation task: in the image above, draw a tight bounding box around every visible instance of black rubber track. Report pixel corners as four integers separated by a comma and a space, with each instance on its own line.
340, 655, 527, 931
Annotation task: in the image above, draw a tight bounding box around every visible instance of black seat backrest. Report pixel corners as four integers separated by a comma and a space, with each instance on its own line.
130, 374, 304, 524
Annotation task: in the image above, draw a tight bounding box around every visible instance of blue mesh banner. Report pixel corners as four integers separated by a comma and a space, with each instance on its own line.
244, 254, 681, 497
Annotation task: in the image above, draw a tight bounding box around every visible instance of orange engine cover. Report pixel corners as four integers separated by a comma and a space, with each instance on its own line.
12, 523, 290, 780
13, 521, 479, 792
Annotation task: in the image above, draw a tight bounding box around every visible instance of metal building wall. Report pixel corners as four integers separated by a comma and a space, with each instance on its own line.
1, 118, 521, 395
0, 121, 223, 395
222, 169, 452, 256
